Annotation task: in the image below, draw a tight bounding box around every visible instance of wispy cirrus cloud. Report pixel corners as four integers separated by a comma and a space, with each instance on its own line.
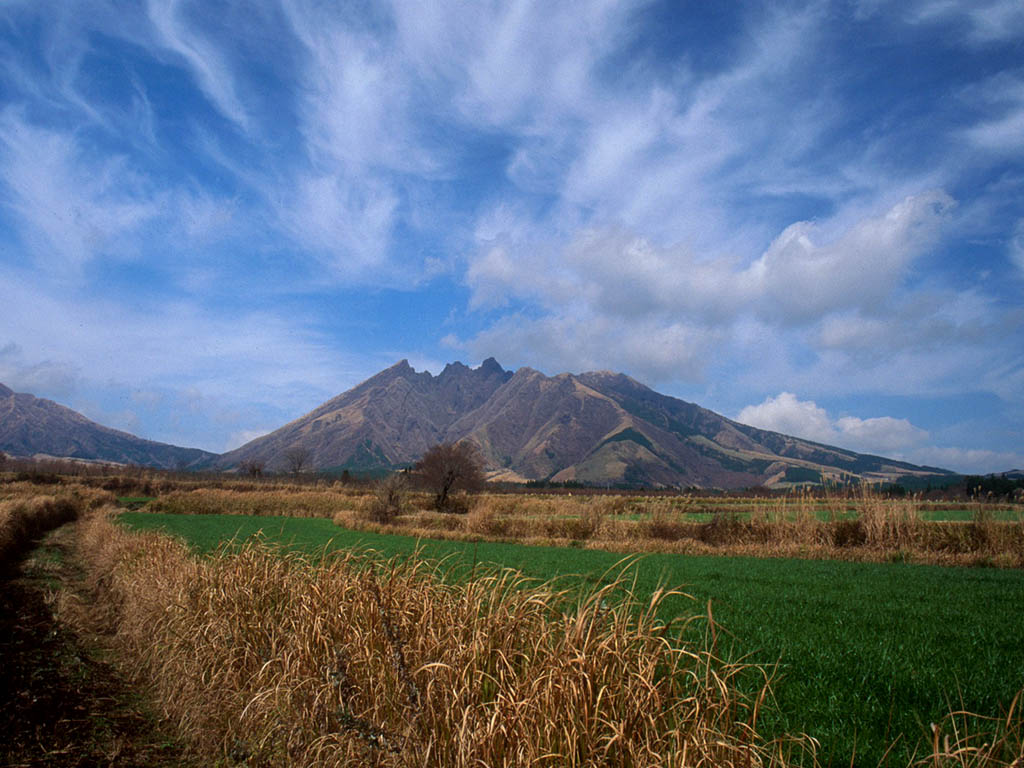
0, 111, 159, 269
144, 0, 252, 132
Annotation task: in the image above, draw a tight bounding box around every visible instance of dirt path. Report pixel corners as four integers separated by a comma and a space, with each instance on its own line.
0, 524, 197, 767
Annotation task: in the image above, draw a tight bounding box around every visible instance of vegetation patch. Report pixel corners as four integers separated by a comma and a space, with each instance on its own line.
92, 512, 810, 767
121, 510, 1024, 767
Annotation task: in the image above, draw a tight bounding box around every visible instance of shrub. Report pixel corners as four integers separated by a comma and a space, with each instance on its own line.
700, 511, 745, 546
832, 519, 866, 548
643, 502, 687, 541
414, 442, 484, 512
363, 474, 408, 524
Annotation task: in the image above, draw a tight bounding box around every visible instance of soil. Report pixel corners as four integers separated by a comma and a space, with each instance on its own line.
0, 524, 199, 767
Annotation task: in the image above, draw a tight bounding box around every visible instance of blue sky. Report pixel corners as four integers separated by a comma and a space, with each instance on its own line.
1, 0, 1022, 473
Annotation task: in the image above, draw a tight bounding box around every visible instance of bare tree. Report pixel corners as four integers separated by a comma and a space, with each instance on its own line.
365, 472, 408, 523
415, 441, 485, 512
283, 446, 312, 477
239, 458, 266, 478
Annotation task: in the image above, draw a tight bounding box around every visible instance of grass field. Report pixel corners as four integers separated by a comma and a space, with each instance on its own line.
126, 487, 1024, 569
121, 511, 1024, 767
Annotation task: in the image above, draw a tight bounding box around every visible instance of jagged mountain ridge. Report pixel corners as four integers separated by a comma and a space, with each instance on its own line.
0, 383, 217, 469
219, 360, 954, 488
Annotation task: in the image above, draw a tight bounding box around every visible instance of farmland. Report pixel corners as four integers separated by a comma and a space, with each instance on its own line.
138, 484, 1024, 568
123, 509, 1024, 767
2, 474, 1023, 766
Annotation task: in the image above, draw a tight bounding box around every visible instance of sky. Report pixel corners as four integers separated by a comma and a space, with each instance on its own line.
1, 0, 1022, 473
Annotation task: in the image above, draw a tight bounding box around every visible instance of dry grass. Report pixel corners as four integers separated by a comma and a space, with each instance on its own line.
146, 487, 368, 518
71, 510, 816, 767
65, 510, 1024, 767
0, 486, 111, 567
330, 489, 1024, 569
911, 692, 1024, 767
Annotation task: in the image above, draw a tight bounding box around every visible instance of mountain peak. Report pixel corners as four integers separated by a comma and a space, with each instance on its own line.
440, 361, 469, 376
0, 382, 13, 397
479, 357, 504, 375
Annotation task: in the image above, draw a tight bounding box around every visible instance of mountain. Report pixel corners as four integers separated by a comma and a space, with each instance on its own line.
0, 383, 216, 470
219, 358, 512, 472
219, 360, 954, 489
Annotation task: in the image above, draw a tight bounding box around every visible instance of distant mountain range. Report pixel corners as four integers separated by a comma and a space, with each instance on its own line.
0, 383, 215, 470
217, 359, 955, 489
1, 363, 960, 488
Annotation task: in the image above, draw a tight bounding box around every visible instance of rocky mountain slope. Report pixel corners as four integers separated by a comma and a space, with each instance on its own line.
0, 383, 216, 470
219, 360, 954, 489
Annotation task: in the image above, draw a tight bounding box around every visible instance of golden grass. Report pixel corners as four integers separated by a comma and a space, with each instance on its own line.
146, 487, 370, 518
331, 490, 1024, 569
911, 692, 1024, 767
0, 485, 111, 567
92, 480, 1022, 567
71, 510, 816, 767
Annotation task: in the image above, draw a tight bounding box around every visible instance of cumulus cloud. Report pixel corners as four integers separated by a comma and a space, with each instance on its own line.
463, 190, 958, 384
738, 392, 1023, 472
737, 392, 929, 456
908, 446, 1024, 475
744, 190, 955, 322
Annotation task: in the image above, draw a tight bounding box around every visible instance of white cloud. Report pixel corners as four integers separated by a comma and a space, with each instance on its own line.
738, 393, 839, 444
0, 343, 81, 400
145, 0, 250, 131
911, 0, 1024, 43
735, 392, 1024, 474
909, 446, 1024, 475
0, 268, 375, 449
389, 0, 639, 131
284, 174, 398, 278
834, 415, 930, 455
1011, 219, 1024, 274
463, 190, 958, 386
283, 5, 438, 176
456, 309, 720, 384
966, 108, 1024, 154
858, 0, 1024, 44
744, 190, 955, 323
737, 392, 929, 456
0, 112, 159, 268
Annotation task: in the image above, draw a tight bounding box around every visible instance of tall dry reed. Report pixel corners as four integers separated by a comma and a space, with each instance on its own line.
74, 512, 813, 767
378, 489, 1024, 567
0, 486, 109, 567
858, 490, 923, 549
912, 692, 1024, 767
146, 488, 367, 518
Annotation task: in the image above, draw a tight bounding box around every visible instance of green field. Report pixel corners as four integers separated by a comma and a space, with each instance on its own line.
119, 511, 1024, 767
